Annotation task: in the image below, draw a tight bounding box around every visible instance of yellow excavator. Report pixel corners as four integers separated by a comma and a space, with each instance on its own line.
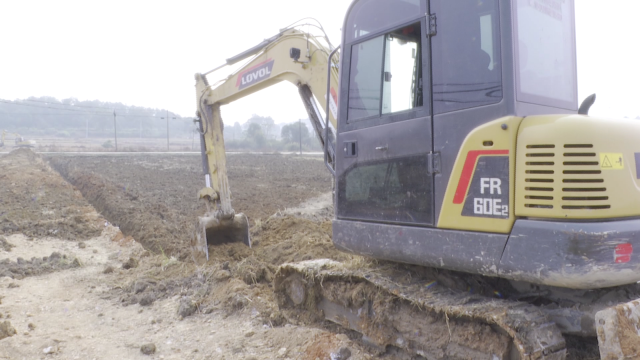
193, 1, 640, 358
0, 130, 35, 148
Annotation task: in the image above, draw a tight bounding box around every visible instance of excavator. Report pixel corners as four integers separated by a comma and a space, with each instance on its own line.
192, 1, 640, 358
0, 130, 35, 148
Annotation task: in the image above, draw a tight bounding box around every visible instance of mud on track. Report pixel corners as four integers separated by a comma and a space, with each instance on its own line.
49, 154, 333, 260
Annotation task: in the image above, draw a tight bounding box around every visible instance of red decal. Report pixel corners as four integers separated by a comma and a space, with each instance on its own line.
236, 58, 273, 87
453, 150, 509, 204
330, 87, 338, 102
615, 243, 633, 263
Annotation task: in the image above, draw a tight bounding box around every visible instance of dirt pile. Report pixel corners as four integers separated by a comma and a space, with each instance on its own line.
0, 251, 81, 279
208, 216, 348, 267
0, 149, 102, 239
104, 216, 349, 328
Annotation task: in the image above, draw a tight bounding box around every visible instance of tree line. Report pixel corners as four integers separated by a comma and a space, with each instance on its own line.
0, 96, 192, 138
223, 114, 321, 152
0, 97, 321, 151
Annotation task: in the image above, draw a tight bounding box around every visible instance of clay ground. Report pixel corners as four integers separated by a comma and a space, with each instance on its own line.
0, 149, 370, 360
0, 149, 599, 360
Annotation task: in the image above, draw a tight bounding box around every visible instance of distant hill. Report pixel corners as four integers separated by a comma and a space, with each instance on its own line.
0, 96, 192, 138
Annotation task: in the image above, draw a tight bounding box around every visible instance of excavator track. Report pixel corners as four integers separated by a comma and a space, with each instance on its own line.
275, 259, 567, 359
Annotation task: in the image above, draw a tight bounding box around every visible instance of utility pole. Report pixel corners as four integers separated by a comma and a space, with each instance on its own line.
113, 110, 118, 152
299, 119, 302, 155
161, 110, 176, 151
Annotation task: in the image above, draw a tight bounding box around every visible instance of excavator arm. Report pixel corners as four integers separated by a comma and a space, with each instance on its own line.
191, 28, 339, 262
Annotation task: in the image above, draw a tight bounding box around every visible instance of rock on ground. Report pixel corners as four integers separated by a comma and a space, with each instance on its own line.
140, 343, 156, 355
0, 321, 16, 340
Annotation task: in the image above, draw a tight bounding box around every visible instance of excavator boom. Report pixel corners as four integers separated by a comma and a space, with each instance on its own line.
192, 27, 339, 262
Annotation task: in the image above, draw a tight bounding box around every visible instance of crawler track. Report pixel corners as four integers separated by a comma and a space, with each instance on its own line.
275, 260, 567, 359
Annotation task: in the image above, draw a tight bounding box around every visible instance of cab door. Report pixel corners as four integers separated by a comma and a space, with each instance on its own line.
335, 0, 435, 226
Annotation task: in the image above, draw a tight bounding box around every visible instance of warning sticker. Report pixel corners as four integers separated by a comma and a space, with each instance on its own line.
600, 153, 624, 170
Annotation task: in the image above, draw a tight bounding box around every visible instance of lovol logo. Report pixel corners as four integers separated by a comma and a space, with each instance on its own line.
236, 59, 275, 90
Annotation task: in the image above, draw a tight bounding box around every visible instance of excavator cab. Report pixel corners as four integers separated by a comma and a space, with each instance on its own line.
333, 0, 578, 279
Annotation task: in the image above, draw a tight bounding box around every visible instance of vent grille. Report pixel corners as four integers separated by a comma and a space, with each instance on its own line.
523, 144, 609, 210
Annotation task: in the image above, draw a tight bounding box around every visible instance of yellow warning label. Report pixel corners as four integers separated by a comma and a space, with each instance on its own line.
600, 153, 624, 169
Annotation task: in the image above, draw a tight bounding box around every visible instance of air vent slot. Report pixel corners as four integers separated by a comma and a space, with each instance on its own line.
526, 153, 554, 157
562, 196, 608, 201
526, 170, 554, 174
563, 161, 599, 166
526, 187, 553, 192
562, 205, 611, 210
526, 161, 554, 166
526, 195, 553, 200
564, 152, 596, 157
563, 170, 601, 175
563, 187, 606, 192
525, 179, 553, 183
563, 179, 603, 183
527, 144, 555, 148
525, 204, 553, 209
527, 153, 556, 157
564, 144, 593, 148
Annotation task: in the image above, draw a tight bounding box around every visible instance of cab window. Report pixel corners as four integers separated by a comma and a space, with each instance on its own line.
431, 0, 502, 114
345, 0, 423, 43
515, 0, 576, 109
347, 22, 423, 122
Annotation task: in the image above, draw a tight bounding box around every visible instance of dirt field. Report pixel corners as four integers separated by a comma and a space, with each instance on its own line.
0, 149, 600, 360
0, 149, 370, 360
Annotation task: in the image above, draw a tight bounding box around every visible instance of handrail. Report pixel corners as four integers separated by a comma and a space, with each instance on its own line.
324, 45, 340, 176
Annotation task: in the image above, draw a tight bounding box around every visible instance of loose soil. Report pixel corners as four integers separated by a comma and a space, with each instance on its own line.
0, 149, 102, 240
48, 154, 332, 260
0, 149, 372, 360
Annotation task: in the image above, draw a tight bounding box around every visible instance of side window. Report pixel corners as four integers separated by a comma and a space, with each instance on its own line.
347, 22, 423, 122
431, 0, 502, 114
515, 0, 576, 109
338, 155, 433, 225
348, 36, 384, 120
345, 0, 423, 43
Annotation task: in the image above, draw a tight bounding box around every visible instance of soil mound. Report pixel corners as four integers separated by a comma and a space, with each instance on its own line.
206, 216, 351, 282
0, 251, 81, 279
0, 149, 102, 239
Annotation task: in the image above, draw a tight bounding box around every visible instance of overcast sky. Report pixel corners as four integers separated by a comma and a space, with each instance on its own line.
1, 1, 638, 124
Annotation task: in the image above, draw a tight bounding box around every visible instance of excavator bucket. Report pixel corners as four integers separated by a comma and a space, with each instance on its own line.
191, 212, 251, 264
